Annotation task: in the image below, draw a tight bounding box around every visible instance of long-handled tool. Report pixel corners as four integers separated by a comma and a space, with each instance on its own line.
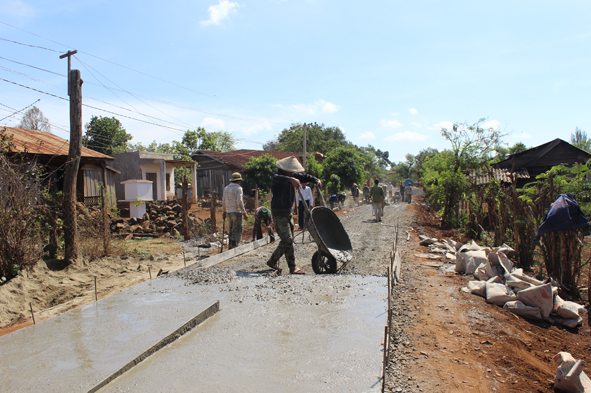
220, 215, 226, 253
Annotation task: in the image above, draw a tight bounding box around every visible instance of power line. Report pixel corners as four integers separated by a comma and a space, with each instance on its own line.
0, 99, 40, 122
0, 37, 62, 53
0, 55, 64, 76
0, 21, 269, 116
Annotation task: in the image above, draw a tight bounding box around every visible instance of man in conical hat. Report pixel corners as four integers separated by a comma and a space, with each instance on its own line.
266, 156, 322, 274
222, 172, 248, 249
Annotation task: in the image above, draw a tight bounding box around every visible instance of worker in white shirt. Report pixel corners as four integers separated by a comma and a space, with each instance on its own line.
222, 172, 248, 249
295, 182, 314, 230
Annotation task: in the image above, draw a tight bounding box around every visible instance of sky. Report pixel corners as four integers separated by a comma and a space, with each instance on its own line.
1, 0, 590, 164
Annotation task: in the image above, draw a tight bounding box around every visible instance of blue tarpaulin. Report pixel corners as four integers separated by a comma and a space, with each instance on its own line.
534, 193, 590, 243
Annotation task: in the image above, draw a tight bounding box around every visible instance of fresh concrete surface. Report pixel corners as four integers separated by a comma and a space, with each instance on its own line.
2, 266, 386, 393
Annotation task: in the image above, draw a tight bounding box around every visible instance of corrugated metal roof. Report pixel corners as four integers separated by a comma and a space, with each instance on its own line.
1, 126, 113, 159
470, 167, 530, 185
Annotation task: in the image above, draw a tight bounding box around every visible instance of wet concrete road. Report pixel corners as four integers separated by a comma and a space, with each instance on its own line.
1, 202, 411, 392
101, 274, 387, 393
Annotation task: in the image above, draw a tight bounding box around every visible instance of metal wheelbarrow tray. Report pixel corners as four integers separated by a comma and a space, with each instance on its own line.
306, 206, 353, 274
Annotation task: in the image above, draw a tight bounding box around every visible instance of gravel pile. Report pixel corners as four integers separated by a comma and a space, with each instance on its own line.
169, 267, 237, 285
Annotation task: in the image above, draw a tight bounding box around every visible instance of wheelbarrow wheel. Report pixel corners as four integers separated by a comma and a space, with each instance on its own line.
312, 251, 337, 274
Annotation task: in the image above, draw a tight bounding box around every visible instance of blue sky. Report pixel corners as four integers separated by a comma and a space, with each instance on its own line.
1, 0, 590, 163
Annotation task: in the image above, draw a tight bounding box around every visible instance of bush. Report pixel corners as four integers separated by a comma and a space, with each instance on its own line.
0, 154, 44, 279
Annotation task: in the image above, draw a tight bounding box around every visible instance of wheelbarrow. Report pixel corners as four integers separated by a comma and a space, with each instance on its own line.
297, 187, 353, 274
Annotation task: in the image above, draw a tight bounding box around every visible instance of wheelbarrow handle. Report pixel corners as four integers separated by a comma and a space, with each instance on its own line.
317, 187, 326, 207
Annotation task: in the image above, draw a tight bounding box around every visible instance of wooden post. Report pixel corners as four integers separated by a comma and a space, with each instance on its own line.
182, 175, 190, 240
94, 276, 98, 302
101, 174, 110, 255
210, 191, 217, 233
254, 187, 259, 211
63, 69, 83, 263
29, 302, 35, 325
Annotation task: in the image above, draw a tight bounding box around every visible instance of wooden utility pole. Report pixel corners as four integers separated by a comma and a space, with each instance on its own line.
181, 176, 190, 241
210, 191, 217, 232
59, 50, 78, 76
302, 123, 307, 169
62, 67, 83, 263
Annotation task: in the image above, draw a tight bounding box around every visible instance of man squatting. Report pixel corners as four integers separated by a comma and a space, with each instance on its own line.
266, 156, 322, 275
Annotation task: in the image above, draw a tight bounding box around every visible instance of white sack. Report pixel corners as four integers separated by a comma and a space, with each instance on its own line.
486, 282, 516, 306
465, 251, 487, 275
512, 272, 544, 286
467, 280, 487, 297
553, 352, 591, 393
505, 273, 532, 290
487, 251, 500, 266
555, 296, 585, 320
517, 283, 554, 318
497, 243, 517, 259
497, 251, 513, 274
474, 261, 494, 281
503, 300, 543, 320
458, 240, 482, 253
455, 252, 467, 273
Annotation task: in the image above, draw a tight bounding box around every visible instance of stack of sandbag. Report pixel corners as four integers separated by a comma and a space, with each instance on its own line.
457, 242, 587, 328
418, 235, 458, 260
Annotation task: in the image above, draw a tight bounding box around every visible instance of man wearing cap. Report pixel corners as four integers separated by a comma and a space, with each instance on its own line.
267, 156, 321, 274
252, 206, 275, 243
222, 172, 248, 249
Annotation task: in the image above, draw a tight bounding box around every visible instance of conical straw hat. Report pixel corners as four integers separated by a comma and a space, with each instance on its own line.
276, 156, 305, 173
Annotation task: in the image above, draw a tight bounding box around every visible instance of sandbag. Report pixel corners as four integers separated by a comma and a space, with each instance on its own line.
512, 272, 544, 286
555, 296, 585, 320
474, 261, 494, 281
486, 282, 516, 306
458, 240, 482, 253
467, 280, 486, 297
503, 300, 543, 320
497, 243, 517, 259
517, 283, 554, 318
505, 273, 532, 290
487, 251, 500, 266
553, 352, 591, 393
455, 252, 467, 273
465, 250, 487, 275
497, 251, 513, 274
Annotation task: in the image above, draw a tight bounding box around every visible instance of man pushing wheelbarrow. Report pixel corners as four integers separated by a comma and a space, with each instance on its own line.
265, 156, 322, 275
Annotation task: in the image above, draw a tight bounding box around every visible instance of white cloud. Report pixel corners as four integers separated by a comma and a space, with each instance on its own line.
277, 99, 340, 116
200, 0, 237, 26
434, 121, 454, 131
241, 120, 272, 136
359, 131, 375, 140
380, 119, 402, 128
385, 131, 429, 142
410, 122, 422, 127
1, 0, 35, 17
200, 117, 225, 130
338, 126, 346, 134
409, 108, 418, 115
428, 143, 437, 148
482, 120, 500, 130
391, 112, 399, 116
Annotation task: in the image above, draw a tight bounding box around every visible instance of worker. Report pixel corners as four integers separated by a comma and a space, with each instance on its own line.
363, 183, 370, 203
266, 156, 321, 275
252, 206, 275, 243
295, 182, 314, 230
388, 182, 394, 203
222, 172, 248, 249
400, 181, 405, 201
370, 178, 385, 222
351, 183, 360, 206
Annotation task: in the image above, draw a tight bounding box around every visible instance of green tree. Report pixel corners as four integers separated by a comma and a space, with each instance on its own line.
305, 154, 323, 180
358, 145, 387, 180
243, 154, 278, 192
264, 123, 351, 154
321, 147, 366, 190
326, 174, 341, 195
570, 127, 591, 153
17, 106, 51, 132
509, 142, 527, 155
428, 118, 505, 227
82, 116, 132, 155
199, 130, 236, 152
